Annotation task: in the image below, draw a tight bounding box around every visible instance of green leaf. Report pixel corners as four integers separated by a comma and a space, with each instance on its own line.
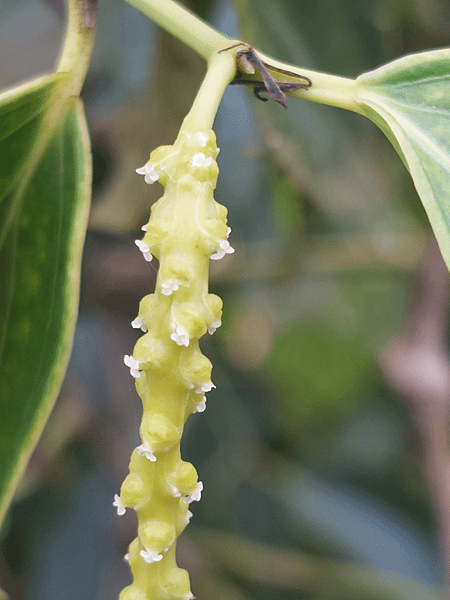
354, 49, 450, 268
0, 93, 91, 526
0, 75, 60, 205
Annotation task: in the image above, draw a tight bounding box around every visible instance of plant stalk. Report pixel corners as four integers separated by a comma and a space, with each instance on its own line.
57, 0, 97, 95
123, 0, 363, 114
124, 0, 230, 59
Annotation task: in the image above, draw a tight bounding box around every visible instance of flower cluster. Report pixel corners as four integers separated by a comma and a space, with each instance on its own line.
115, 126, 233, 600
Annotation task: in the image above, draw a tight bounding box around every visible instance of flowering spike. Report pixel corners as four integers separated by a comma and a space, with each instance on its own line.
119, 123, 231, 600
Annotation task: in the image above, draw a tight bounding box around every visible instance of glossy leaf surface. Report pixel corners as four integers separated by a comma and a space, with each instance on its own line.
354, 49, 450, 268
0, 86, 91, 525
0, 76, 59, 204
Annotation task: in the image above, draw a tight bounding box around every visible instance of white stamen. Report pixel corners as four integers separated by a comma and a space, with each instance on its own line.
113, 494, 126, 516
196, 381, 215, 394
183, 481, 203, 504
170, 327, 190, 347
140, 550, 163, 564
190, 153, 213, 168
161, 281, 179, 296
136, 164, 159, 184
208, 320, 221, 335
124, 354, 142, 378
131, 316, 147, 332
193, 132, 208, 147
135, 239, 153, 262
210, 239, 235, 260
193, 396, 207, 413
169, 484, 181, 498
136, 444, 157, 462
181, 509, 193, 527
124, 553, 129, 562
226, 226, 231, 238
141, 224, 148, 231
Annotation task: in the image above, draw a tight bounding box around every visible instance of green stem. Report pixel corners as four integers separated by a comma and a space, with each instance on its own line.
124, 0, 231, 59
183, 51, 238, 130
57, 0, 97, 96
123, 0, 363, 114
255, 49, 362, 114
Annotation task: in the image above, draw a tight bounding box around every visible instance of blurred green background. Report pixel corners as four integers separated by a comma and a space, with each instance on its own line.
2, 0, 450, 598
